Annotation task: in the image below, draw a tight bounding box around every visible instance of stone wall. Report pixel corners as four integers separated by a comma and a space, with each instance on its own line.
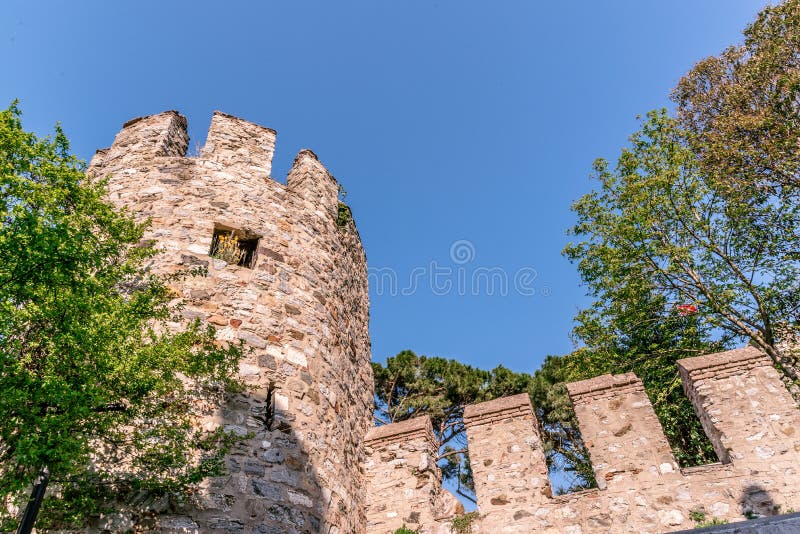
365, 347, 800, 533
364, 418, 444, 533
462, 394, 550, 524
89, 111, 373, 534
92, 110, 800, 533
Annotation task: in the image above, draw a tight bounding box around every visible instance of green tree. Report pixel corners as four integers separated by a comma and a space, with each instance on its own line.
564, 109, 800, 379
372, 351, 531, 500
541, 0, 800, 493
673, 0, 800, 372
545, 107, 800, 492
578, 288, 719, 456
530, 290, 722, 493
0, 103, 242, 528
674, 0, 800, 195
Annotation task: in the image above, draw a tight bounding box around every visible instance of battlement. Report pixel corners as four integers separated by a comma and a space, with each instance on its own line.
568, 370, 680, 490
202, 111, 276, 176
566, 371, 640, 401
463, 392, 533, 424
463, 393, 551, 519
90, 110, 342, 218
115, 110, 189, 158
365, 414, 436, 448
363, 347, 800, 533
678, 346, 800, 467
363, 417, 445, 533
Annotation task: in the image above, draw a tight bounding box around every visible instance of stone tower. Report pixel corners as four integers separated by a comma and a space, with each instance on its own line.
89, 111, 373, 533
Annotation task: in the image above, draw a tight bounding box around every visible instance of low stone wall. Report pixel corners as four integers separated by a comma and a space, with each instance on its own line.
363, 347, 800, 533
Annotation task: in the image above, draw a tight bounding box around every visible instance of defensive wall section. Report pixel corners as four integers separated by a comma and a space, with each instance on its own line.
90, 111, 372, 533
363, 347, 800, 533
92, 110, 800, 534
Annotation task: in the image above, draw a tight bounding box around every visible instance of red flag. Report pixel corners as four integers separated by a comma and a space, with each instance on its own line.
676, 304, 698, 316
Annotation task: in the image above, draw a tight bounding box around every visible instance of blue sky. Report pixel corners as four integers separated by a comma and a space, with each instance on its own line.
1, 0, 768, 375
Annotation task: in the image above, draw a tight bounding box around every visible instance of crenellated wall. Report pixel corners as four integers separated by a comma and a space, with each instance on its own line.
678, 347, 800, 499
568, 373, 681, 489
90, 111, 373, 533
462, 394, 551, 522
364, 347, 800, 533
90, 110, 800, 533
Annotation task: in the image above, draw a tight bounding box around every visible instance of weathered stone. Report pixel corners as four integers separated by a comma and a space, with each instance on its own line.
252, 479, 281, 500
208, 314, 228, 325
257, 354, 277, 370
238, 331, 267, 349
89, 110, 371, 534
263, 448, 285, 464
88, 110, 800, 534
181, 254, 208, 267
364, 347, 800, 534
160, 516, 199, 532
244, 461, 266, 477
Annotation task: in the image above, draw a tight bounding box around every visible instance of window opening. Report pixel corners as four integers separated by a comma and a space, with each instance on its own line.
209, 225, 259, 268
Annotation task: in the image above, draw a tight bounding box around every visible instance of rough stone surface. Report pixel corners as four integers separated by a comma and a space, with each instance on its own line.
89, 110, 372, 533
89, 110, 800, 533
675, 511, 800, 533
366, 347, 800, 533
363, 417, 456, 534
462, 393, 551, 524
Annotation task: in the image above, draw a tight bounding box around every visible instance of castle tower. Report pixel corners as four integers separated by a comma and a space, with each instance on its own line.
89, 111, 373, 533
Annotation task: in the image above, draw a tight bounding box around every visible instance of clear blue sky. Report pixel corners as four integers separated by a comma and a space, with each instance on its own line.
1, 0, 768, 375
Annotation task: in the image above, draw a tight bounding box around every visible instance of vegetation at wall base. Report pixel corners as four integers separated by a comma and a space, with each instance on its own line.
450, 511, 480, 534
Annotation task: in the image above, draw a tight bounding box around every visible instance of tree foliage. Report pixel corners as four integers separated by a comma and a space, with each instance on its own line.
672, 0, 800, 373
570, 288, 722, 467
530, 289, 722, 493
372, 351, 531, 499
549, 107, 799, 489
532, 288, 723, 487
674, 0, 800, 195
565, 109, 800, 378
0, 103, 242, 528
542, 0, 800, 493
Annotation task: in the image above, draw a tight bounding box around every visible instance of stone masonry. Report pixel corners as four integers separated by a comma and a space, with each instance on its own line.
92, 111, 800, 533
363, 418, 453, 533
89, 111, 372, 533
364, 347, 800, 533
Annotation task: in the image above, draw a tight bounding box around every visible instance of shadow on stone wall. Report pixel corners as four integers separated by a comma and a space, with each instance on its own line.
80, 110, 373, 534
740, 483, 780, 518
